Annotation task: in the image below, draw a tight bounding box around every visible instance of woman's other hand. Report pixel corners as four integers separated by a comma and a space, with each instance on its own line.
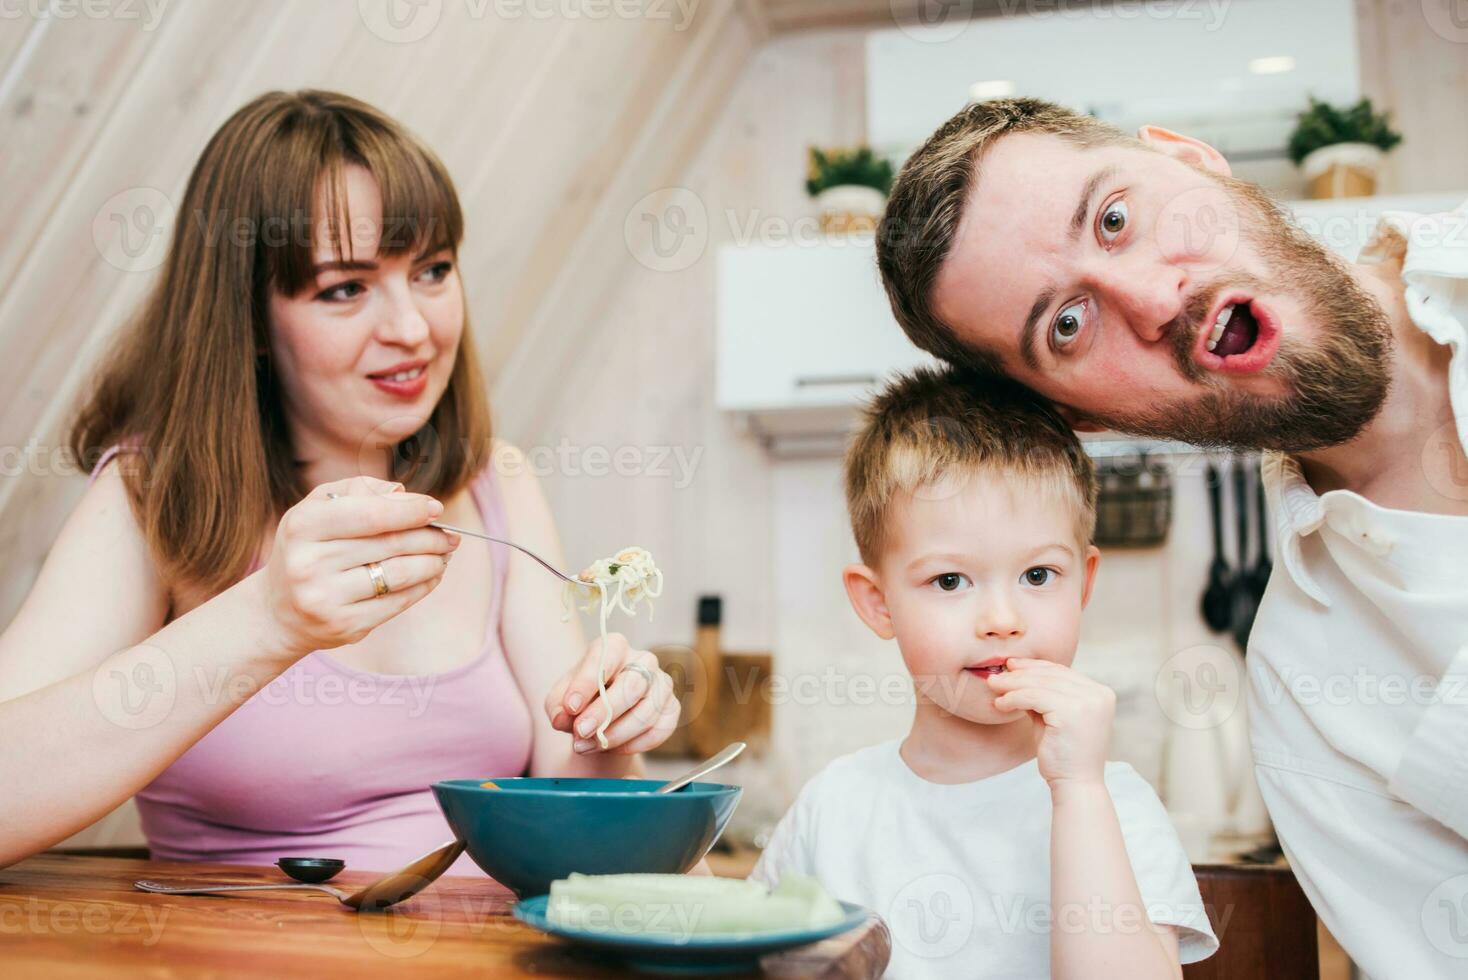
544, 633, 680, 755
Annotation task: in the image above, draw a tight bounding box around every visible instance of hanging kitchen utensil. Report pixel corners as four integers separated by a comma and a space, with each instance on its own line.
1200, 460, 1233, 632
1244, 457, 1273, 617
1230, 455, 1260, 651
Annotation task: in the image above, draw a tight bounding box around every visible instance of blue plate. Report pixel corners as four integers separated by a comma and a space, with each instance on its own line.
512, 895, 870, 975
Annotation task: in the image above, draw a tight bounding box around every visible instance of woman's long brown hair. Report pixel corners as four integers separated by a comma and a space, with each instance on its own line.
69, 90, 492, 596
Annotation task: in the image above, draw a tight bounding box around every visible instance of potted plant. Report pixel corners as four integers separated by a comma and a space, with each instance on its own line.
1287, 97, 1403, 199
806, 146, 894, 234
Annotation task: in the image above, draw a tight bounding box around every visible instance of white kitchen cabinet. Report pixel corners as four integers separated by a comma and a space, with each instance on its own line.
715, 237, 935, 453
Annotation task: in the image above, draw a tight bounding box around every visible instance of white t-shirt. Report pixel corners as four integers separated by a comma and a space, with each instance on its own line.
1249, 201, 1468, 980
750, 740, 1218, 979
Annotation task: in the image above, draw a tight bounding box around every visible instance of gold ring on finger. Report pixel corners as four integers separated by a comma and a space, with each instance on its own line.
366, 561, 390, 597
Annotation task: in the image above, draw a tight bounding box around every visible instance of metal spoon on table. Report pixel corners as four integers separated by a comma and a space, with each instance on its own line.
134, 838, 465, 912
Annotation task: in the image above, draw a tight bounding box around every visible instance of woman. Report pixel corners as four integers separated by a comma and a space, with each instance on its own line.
0, 90, 680, 872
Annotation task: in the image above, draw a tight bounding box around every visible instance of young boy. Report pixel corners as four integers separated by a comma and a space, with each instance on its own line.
751, 366, 1218, 978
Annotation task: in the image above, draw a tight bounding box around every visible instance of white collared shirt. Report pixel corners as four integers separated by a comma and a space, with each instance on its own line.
1249, 201, 1468, 980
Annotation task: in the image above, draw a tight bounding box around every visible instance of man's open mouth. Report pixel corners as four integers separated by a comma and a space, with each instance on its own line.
1195, 295, 1280, 375
964, 662, 1007, 676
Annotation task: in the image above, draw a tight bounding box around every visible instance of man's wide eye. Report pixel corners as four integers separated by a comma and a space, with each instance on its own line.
1053, 302, 1085, 347
933, 573, 970, 592
1099, 199, 1128, 242
1024, 568, 1053, 586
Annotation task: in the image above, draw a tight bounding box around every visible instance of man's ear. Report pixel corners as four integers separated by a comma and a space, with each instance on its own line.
1052, 402, 1109, 434
1079, 544, 1102, 609
843, 563, 895, 640
1136, 125, 1232, 178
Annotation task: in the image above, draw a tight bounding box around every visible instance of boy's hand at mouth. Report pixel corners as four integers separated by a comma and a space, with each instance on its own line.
986, 658, 1116, 790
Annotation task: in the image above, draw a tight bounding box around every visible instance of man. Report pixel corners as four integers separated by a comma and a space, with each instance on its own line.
875, 97, 1468, 979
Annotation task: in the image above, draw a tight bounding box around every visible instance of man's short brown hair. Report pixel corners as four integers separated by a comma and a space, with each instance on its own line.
875, 98, 1139, 374
844, 365, 1098, 565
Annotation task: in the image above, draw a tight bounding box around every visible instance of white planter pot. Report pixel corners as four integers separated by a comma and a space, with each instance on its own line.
1299, 141, 1384, 180
814, 184, 887, 234
1300, 142, 1385, 199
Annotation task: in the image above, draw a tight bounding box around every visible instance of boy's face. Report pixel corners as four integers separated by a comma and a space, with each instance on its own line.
844, 469, 1100, 725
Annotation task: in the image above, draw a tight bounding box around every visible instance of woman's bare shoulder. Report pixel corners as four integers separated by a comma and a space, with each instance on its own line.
0, 458, 171, 698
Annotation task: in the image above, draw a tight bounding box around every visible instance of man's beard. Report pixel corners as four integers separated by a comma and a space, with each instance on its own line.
1082, 173, 1394, 453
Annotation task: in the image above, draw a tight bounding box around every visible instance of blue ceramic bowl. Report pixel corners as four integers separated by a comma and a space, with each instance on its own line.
431, 778, 742, 897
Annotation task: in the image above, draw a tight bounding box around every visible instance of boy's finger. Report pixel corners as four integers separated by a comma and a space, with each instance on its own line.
993, 687, 1067, 715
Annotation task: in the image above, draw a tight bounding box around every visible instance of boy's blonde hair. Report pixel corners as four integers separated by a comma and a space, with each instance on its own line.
844, 366, 1098, 564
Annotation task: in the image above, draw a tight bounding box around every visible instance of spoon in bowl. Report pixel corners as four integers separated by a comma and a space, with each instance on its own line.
134, 838, 465, 911
477, 742, 746, 794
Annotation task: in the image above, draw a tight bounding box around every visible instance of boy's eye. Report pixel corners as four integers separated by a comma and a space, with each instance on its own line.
931, 573, 971, 592
1023, 567, 1054, 586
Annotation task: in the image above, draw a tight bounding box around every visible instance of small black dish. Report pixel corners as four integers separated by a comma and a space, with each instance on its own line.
276, 857, 345, 883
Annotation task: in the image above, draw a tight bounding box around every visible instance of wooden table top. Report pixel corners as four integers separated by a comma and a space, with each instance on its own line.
0, 853, 889, 979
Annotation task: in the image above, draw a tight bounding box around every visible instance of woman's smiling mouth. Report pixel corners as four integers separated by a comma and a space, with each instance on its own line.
367, 359, 430, 397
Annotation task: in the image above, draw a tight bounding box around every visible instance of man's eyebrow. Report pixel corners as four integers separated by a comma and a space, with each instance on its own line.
1017, 164, 1121, 371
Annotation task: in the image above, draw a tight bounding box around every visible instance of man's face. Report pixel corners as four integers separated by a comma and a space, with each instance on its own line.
930, 131, 1392, 452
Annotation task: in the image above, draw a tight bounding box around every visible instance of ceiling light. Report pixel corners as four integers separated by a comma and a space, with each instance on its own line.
969, 79, 1016, 101
1248, 56, 1295, 75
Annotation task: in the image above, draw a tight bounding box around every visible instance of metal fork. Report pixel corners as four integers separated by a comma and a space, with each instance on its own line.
430, 521, 591, 589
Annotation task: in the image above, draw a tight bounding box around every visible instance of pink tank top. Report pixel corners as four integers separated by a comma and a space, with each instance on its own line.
88, 445, 534, 874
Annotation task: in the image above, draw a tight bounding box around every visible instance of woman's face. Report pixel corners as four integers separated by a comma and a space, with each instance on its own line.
265, 163, 463, 466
